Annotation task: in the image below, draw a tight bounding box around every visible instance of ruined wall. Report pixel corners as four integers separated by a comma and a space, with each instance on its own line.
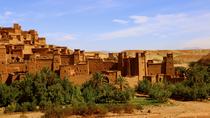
147, 63, 162, 76
35, 59, 53, 71
102, 71, 121, 83
32, 48, 50, 56
12, 49, 23, 58
27, 56, 53, 74
88, 59, 117, 74
53, 54, 61, 71
60, 64, 89, 80
7, 63, 27, 73
61, 55, 71, 65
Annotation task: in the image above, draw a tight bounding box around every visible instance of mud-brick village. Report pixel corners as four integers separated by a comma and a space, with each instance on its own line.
0, 24, 182, 85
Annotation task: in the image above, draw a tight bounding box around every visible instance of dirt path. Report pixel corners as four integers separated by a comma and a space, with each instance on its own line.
0, 101, 209, 118
0, 112, 44, 118
103, 100, 210, 118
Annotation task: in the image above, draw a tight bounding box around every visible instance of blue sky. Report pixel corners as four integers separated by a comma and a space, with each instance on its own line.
0, 0, 210, 51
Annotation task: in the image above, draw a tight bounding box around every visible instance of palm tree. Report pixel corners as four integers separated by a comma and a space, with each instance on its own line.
115, 76, 129, 91
92, 72, 108, 87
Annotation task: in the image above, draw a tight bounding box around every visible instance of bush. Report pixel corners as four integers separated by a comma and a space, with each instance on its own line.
81, 73, 134, 104
113, 88, 134, 103
5, 102, 17, 113
207, 83, 210, 96
106, 103, 136, 114
0, 84, 20, 107
136, 79, 151, 94
170, 81, 209, 100
20, 102, 32, 112
43, 106, 64, 118
149, 83, 172, 103
1, 68, 79, 112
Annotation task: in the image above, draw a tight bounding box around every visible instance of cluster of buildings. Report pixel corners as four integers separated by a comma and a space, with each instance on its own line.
0, 24, 179, 84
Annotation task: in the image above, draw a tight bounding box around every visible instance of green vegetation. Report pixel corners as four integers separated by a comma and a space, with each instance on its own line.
130, 97, 160, 106
0, 68, 78, 112
81, 73, 134, 104
136, 80, 172, 103
136, 62, 210, 102
135, 79, 151, 94
171, 63, 210, 100
148, 83, 172, 103
43, 103, 142, 117
0, 68, 137, 117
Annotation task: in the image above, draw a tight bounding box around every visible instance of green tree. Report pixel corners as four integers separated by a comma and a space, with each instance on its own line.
136, 79, 151, 94
115, 76, 129, 91
149, 83, 172, 103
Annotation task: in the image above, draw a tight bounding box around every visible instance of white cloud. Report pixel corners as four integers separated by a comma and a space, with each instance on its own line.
61, 34, 75, 41
98, 13, 210, 41
4, 11, 13, 17
112, 19, 128, 24
44, 32, 76, 41
0, 11, 13, 19
0, 11, 30, 24
129, 15, 148, 24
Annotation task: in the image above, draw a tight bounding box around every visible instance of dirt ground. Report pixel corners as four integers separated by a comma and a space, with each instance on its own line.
0, 100, 209, 118
102, 100, 210, 118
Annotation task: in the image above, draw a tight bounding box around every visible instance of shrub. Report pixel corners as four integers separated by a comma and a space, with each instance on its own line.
20, 102, 32, 112
106, 104, 124, 113
170, 81, 209, 100
0, 84, 20, 107
149, 83, 172, 103
123, 104, 135, 113
5, 102, 17, 113
136, 79, 151, 94
82, 73, 134, 104
106, 103, 136, 114
43, 106, 64, 118
207, 83, 210, 96
113, 88, 134, 103
175, 66, 187, 77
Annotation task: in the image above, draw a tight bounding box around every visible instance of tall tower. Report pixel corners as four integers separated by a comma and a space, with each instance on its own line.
0, 45, 8, 83
118, 52, 125, 75
13, 23, 21, 33
136, 52, 147, 80
165, 53, 175, 77
53, 51, 61, 71
80, 50, 85, 62
73, 49, 80, 64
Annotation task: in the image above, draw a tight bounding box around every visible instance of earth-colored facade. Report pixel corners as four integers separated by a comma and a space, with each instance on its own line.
0, 24, 178, 84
